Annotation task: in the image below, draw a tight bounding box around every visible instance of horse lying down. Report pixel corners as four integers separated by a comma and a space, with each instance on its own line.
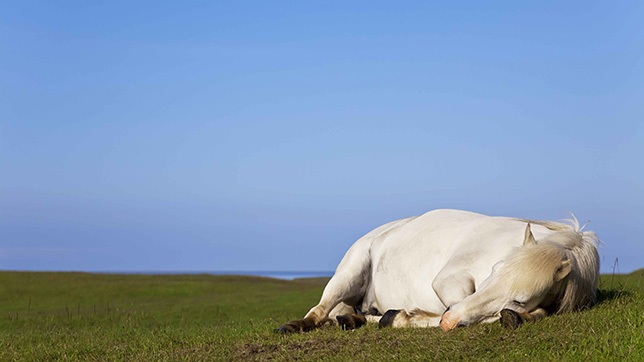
276, 209, 599, 332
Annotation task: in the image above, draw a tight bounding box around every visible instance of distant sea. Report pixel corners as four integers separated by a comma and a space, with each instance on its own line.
97, 271, 335, 280
214, 271, 334, 280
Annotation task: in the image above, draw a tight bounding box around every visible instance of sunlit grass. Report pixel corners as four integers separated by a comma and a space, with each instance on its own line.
0, 271, 641, 361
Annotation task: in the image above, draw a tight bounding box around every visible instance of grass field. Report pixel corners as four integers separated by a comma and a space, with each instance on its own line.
0, 270, 642, 361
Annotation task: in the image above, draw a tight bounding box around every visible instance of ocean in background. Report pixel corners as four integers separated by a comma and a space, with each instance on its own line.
215, 271, 334, 280
93, 271, 334, 280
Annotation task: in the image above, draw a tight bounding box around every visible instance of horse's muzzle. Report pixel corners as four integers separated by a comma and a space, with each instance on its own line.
439, 311, 459, 331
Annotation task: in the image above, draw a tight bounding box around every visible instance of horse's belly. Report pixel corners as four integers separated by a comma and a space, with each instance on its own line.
371, 266, 446, 313
369, 233, 456, 313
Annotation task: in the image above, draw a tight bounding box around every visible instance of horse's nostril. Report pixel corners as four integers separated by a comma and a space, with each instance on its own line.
445, 306, 451, 312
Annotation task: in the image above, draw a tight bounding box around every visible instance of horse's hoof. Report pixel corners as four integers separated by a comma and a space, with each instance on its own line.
336, 314, 366, 331
500, 309, 522, 330
379, 309, 401, 329
336, 315, 354, 330
274, 323, 299, 333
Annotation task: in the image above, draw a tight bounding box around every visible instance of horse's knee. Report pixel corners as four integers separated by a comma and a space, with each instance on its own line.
433, 271, 475, 308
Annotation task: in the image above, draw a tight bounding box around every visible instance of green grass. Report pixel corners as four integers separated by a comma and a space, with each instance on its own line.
0, 270, 642, 361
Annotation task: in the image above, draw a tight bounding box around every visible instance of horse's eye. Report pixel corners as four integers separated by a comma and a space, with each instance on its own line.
513, 300, 525, 306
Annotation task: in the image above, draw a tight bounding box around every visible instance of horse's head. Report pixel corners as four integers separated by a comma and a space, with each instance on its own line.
440, 223, 573, 331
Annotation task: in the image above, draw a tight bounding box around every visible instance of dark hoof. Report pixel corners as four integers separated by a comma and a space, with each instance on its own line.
274, 323, 299, 333
379, 309, 401, 329
500, 309, 523, 330
336, 314, 366, 331
274, 317, 317, 333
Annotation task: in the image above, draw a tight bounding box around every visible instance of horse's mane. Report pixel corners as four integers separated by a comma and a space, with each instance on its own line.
516, 216, 600, 313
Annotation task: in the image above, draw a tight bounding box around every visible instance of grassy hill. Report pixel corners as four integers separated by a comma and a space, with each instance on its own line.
0, 270, 641, 361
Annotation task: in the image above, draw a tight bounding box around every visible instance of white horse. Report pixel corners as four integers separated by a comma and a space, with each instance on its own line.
276, 209, 600, 332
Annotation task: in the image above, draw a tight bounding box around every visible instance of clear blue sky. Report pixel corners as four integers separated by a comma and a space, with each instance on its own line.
1, 1, 642, 274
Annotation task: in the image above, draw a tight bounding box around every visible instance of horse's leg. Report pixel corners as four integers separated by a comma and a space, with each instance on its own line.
275, 240, 371, 333
378, 309, 443, 328
431, 270, 476, 308
379, 269, 475, 329
500, 308, 548, 329
275, 273, 367, 333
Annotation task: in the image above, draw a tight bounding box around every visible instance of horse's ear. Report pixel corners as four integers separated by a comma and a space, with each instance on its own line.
523, 223, 537, 246
554, 259, 572, 281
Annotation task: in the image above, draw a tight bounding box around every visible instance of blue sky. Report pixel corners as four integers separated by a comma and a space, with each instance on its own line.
1, 1, 642, 274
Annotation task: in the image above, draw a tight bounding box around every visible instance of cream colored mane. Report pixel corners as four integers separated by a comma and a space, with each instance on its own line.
514, 217, 600, 313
